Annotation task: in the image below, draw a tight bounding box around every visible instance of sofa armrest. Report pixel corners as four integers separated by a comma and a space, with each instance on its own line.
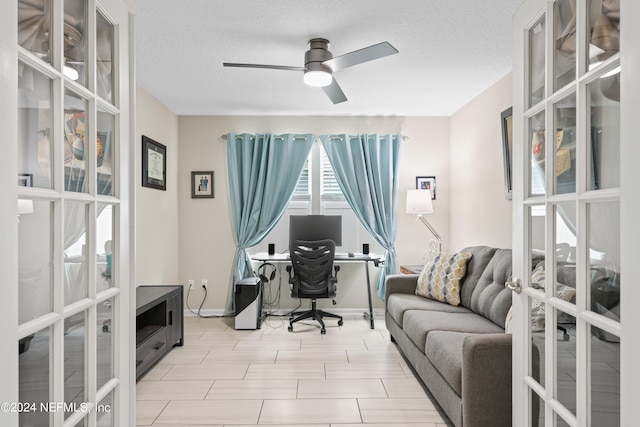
461, 333, 512, 427
385, 274, 419, 299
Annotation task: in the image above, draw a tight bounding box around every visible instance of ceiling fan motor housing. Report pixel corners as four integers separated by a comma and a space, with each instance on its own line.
305, 38, 333, 74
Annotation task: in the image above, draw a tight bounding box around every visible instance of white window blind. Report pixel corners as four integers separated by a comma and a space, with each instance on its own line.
320, 147, 342, 198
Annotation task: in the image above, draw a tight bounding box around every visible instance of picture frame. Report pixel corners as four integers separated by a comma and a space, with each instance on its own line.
191, 171, 214, 198
500, 107, 513, 200
18, 173, 33, 187
416, 176, 436, 199
142, 135, 166, 190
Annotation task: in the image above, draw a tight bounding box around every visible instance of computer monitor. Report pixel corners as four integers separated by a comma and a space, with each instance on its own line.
289, 215, 342, 247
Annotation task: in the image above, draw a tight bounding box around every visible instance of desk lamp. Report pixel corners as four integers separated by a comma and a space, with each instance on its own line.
406, 189, 442, 252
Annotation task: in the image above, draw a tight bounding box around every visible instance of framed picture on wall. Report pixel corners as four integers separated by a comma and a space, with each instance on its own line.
18, 173, 33, 187
416, 176, 436, 199
501, 107, 513, 200
191, 171, 214, 198
142, 135, 166, 190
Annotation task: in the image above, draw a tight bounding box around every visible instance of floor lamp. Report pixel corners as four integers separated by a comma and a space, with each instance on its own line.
406, 189, 442, 252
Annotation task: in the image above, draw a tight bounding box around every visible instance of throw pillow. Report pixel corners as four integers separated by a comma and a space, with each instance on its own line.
416, 251, 472, 306
505, 264, 576, 334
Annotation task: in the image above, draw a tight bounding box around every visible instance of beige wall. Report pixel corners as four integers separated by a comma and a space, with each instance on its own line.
177, 116, 450, 312
449, 73, 513, 251
135, 87, 180, 286
134, 73, 514, 311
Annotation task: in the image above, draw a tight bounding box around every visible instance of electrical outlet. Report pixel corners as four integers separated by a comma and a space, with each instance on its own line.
201, 279, 208, 289
188, 279, 194, 289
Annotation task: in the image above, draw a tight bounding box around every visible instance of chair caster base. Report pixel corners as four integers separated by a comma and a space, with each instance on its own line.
321, 329, 326, 334
338, 320, 343, 326
288, 325, 293, 332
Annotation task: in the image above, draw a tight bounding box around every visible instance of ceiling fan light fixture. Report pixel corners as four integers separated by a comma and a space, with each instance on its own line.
304, 69, 332, 87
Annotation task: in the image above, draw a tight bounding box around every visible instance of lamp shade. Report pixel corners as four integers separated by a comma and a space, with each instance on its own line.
406, 189, 433, 214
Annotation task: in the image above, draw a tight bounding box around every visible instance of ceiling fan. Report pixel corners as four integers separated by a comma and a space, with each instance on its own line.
223, 38, 398, 104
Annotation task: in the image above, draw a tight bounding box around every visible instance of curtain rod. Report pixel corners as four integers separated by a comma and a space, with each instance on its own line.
220, 134, 408, 141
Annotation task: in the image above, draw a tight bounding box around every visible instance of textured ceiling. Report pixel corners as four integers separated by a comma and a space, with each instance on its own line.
135, 0, 524, 116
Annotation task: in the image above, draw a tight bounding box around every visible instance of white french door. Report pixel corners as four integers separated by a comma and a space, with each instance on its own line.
1, 0, 134, 425
512, 0, 639, 426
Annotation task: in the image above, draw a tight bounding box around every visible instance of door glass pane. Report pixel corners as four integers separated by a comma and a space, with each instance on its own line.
64, 90, 88, 192
64, 201, 88, 304
529, 296, 545, 388
19, 326, 51, 427
19, 200, 53, 324
556, 312, 576, 415
64, 312, 86, 419
588, 0, 620, 68
529, 204, 546, 270
590, 324, 620, 425
529, 15, 546, 107
531, 388, 545, 427
556, 413, 572, 426
529, 111, 546, 196
588, 201, 620, 321
554, 93, 577, 194
97, 109, 115, 196
97, 10, 115, 104
97, 204, 115, 290
18, 63, 53, 189
588, 75, 620, 190
18, 0, 51, 62
97, 389, 114, 426
63, 0, 87, 85
554, 0, 577, 90
97, 297, 114, 389
555, 203, 577, 301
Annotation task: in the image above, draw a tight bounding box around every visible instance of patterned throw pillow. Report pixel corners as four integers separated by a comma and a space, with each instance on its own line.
505, 264, 576, 333
416, 251, 472, 306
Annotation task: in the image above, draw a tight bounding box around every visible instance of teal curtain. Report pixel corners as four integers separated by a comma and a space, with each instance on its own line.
320, 134, 401, 299
227, 133, 314, 313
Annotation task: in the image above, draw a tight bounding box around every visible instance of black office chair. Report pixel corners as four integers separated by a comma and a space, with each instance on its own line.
286, 239, 343, 334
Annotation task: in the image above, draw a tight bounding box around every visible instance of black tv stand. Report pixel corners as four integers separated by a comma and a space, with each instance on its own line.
136, 285, 184, 380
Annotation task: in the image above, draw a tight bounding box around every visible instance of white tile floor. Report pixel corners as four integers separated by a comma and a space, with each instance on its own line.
136, 314, 452, 426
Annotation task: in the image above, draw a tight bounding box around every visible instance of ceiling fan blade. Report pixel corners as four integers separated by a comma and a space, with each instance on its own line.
223, 62, 305, 72
322, 78, 347, 104
323, 41, 398, 72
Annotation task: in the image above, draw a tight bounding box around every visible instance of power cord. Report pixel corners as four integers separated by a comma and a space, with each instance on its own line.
185, 285, 234, 319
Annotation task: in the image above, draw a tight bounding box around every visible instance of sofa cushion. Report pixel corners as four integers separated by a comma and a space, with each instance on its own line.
387, 294, 471, 328
416, 251, 472, 306
459, 246, 499, 308
469, 249, 514, 328
425, 331, 476, 396
402, 310, 504, 356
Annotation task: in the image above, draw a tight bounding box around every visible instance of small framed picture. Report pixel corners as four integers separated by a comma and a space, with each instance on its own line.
416, 176, 436, 199
191, 171, 214, 198
18, 173, 33, 187
142, 135, 167, 191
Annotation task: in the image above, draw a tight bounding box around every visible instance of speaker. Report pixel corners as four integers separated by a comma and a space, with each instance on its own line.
234, 277, 263, 330
268, 243, 275, 255
362, 243, 370, 255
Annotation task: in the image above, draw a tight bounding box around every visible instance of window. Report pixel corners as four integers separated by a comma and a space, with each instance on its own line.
254, 140, 379, 255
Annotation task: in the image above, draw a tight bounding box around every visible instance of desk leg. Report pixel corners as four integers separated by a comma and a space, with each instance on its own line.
363, 260, 375, 329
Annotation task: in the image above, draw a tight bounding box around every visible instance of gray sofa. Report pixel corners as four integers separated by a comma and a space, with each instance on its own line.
385, 246, 515, 427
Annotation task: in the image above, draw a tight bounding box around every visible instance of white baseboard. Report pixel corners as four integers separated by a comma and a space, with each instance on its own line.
184, 307, 384, 318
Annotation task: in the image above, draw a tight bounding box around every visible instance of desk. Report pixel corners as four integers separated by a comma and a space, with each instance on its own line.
251, 252, 383, 329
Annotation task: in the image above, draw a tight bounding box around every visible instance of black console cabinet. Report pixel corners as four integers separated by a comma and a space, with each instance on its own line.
136, 285, 184, 380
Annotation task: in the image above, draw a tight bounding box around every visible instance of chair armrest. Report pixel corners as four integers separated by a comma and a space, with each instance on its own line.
384, 274, 419, 300
461, 333, 512, 427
